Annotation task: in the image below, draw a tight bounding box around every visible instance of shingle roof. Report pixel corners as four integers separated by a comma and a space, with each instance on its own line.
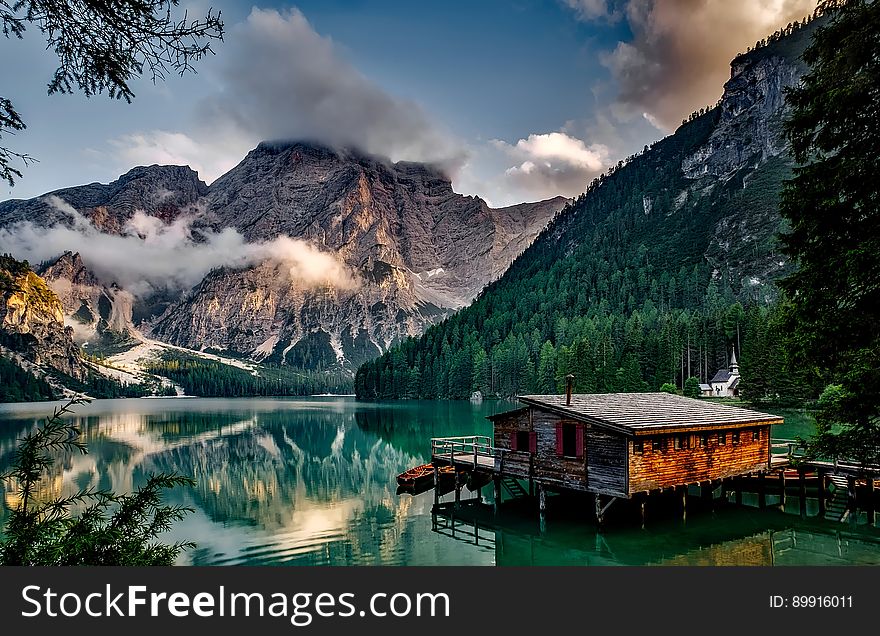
710, 369, 731, 383
517, 392, 781, 435
699, 384, 712, 391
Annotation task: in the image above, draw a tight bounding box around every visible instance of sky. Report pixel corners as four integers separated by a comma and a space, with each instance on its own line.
0, 0, 816, 207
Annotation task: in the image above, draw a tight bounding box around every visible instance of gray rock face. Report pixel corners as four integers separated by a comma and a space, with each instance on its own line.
1, 144, 565, 369
153, 143, 566, 367
0, 165, 208, 232
38, 252, 134, 341
682, 54, 803, 181
677, 26, 818, 301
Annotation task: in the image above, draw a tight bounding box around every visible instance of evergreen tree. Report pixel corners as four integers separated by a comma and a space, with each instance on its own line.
780, 0, 880, 464
683, 376, 702, 399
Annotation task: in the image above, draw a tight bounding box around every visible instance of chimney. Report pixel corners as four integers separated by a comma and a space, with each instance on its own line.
565, 374, 574, 406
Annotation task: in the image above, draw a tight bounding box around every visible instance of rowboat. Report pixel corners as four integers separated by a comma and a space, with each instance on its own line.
396, 463, 460, 496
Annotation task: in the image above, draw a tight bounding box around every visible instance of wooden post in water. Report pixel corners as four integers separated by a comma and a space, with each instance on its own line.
679, 485, 687, 522
595, 493, 604, 527
735, 477, 742, 506
867, 478, 876, 526
528, 454, 534, 498
758, 472, 766, 509
720, 478, 728, 502
817, 469, 827, 517
701, 481, 713, 508
454, 471, 462, 508
538, 483, 547, 514
847, 475, 857, 518
639, 494, 647, 529
493, 476, 501, 514
433, 463, 440, 507
778, 469, 786, 512
798, 468, 807, 518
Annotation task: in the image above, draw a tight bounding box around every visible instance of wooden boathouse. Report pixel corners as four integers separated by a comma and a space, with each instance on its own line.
429, 390, 785, 524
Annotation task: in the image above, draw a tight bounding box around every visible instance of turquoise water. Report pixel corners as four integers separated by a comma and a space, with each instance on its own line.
1, 397, 878, 566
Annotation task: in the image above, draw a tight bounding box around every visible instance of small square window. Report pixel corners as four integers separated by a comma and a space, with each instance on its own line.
634, 440, 644, 454
516, 431, 530, 451
699, 434, 708, 447
653, 438, 663, 452
718, 433, 727, 445
732, 431, 740, 445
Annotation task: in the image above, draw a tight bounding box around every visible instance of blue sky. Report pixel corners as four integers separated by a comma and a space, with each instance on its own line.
0, 0, 815, 206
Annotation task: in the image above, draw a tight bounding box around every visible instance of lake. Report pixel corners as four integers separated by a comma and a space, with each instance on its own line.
1, 397, 879, 566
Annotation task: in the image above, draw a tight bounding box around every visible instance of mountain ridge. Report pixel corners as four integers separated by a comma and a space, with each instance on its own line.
0, 141, 566, 374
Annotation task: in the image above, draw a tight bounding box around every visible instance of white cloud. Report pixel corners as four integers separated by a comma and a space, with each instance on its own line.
491, 132, 610, 201
109, 7, 465, 184
109, 131, 247, 185
0, 196, 358, 296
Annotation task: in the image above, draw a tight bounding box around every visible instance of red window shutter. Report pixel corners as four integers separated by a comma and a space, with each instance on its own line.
576, 423, 585, 458
509, 431, 518, 451
529, 432, 537, 454
555, 423, 563, 456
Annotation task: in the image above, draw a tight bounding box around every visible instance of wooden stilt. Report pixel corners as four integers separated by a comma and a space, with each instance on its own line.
595, 493, 603, 526
679, 485, 687, 522
735, 477, 742, 506
720, 479, 728, 501
817, 469, 827, 517
847, 475, 857, 518
639, 494, 647, 529
701, 481, 713, 505
538, 483, 547, 513
528, 454, 535, 498
758, 472, 766, 509
454, 472, 462, 508
798, 468, 807, 517
867, 478, 876, 526
778, 469, 786, 511
433, 463, 440, 506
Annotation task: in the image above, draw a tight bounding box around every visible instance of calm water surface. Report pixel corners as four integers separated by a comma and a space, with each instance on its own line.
1, 397, 878, 566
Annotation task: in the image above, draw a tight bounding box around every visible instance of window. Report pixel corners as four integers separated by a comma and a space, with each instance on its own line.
754, 428, 761, 441
674, 435, 690, 450
674, 436, 682, 450
555, 422, 584, 458
699, 433, 709, 448
562, 424, 577, 457
510, 430, 536, 453
634, 440, 644, 454
732, 431, 740, 445
718, 432, 727, 445
653, 438, 663, 452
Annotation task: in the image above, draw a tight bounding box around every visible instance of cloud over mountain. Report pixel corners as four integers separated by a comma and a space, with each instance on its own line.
114, 7, 465, 184
0, 196, 357, 296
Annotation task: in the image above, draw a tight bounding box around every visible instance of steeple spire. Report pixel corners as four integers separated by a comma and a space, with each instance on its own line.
729, 348, 739, 375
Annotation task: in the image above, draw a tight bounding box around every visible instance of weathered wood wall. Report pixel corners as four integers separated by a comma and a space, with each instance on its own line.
628, 426, 771, 493
492, 409, 533, 478
531, 409, 590, 492
492, 407, 630, 495
586, 427, 627, 496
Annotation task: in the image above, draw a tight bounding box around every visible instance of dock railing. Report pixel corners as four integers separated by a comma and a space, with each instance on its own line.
431, 435, 497, 469
771, 438, 805, 460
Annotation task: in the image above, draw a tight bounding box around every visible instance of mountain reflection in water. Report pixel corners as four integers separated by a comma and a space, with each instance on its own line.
1, 397, 878, 566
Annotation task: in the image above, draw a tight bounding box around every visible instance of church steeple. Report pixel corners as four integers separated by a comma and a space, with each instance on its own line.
729, 349, 739, 376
